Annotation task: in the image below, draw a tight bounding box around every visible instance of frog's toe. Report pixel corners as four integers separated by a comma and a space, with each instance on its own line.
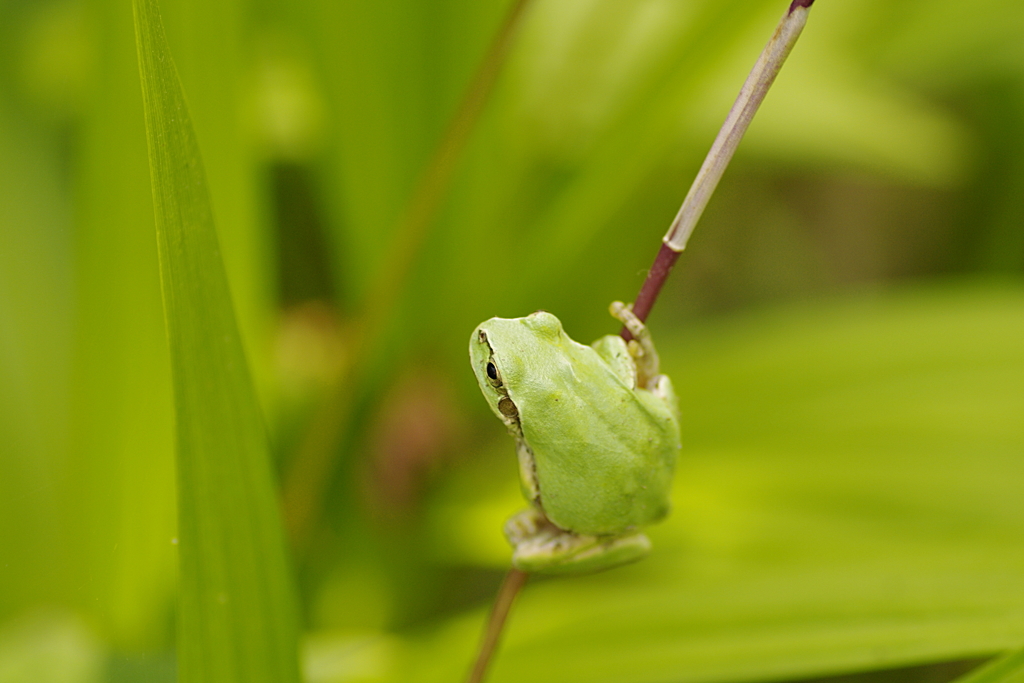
608, 301, 639, 328
650, 374, 675, 400
504, 509, 651, 575
504, 507, 546, 545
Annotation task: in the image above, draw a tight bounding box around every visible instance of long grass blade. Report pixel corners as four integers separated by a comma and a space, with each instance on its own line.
132, 0, 301, 680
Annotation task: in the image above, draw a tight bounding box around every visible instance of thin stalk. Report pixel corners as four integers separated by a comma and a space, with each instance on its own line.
623, 0, 815, 337
466, 569, 529, 683
282, 0, 534, 547
467, 5, 819, 678
362, 0, 534, 333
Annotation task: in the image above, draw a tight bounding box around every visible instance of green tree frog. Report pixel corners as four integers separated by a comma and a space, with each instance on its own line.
469, 302, 680, 574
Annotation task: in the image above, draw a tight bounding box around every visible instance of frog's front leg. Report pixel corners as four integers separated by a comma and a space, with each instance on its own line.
609, 301, 660, 388
504, 508, 651, 575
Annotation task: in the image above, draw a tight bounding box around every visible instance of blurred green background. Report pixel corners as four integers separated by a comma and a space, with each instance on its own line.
2, 0, 1023, 681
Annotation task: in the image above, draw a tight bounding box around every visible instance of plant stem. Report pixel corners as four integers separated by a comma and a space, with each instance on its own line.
281, 0, 534, 548
468, 3, 818, 676
622, 0, 815, 338
361, 0, 534, 335
465, 4, 818, 677
467, 569, 529, 683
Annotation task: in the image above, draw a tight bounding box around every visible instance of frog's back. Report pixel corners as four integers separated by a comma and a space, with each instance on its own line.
513, 339, 679, 536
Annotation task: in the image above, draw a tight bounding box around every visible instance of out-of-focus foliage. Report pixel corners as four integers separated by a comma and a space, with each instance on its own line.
953, 645, 1024, 683
1, 0, 1023, 681
954, 647, 1024, 683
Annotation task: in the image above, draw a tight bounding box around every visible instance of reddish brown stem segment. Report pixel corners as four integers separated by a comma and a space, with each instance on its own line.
621, 0, 814, 339
467, 569, 529, 683
620, 243, 681, 340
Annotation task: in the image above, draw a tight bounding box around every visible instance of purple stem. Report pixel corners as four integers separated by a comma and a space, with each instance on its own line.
620, 243, 681, 340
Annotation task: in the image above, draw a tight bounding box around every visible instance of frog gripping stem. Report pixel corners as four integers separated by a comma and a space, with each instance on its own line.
470, 4, 818, 682
622, 0, 815, 340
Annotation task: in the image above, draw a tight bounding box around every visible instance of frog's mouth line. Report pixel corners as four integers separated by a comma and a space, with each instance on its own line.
477, 329, 541, 509
477, 330, 521, 426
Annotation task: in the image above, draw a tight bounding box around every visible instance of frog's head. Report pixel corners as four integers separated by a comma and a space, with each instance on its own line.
469, 311, 564, 429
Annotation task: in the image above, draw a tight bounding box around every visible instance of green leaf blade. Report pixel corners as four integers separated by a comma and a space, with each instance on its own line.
131, 0, 301, 681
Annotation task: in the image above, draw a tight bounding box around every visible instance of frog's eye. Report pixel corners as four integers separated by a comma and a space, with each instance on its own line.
486, 361, 502, 388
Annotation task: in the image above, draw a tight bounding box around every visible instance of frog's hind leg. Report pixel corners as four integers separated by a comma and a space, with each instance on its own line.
505, 508, 651, 575
609, 301, 659, 388
590, 334, 637, 389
